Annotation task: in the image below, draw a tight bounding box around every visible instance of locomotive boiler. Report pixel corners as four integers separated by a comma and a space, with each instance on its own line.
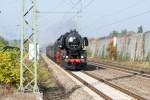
46, 30, 88, 70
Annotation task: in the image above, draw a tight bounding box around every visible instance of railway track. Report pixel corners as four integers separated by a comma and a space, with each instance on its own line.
67, 71, 111, 100
43, 55, 146, 100
88, 61, 150, 79
68, 70, 145, 100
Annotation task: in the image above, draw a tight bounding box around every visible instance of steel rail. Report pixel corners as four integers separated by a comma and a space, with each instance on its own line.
88, 61, 150, 78
46, 56, 145, 99
82, 71, 145, 100
67, 70, 112, 100
45, 56, 110, 100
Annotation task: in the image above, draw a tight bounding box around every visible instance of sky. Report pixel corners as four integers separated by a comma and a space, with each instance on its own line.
0, 0, 150, 46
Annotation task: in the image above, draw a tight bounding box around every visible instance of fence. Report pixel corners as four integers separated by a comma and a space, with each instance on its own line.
87, 32, 150, 61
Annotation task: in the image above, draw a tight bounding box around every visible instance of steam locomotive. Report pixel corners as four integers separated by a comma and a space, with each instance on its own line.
46, 30, 88, 70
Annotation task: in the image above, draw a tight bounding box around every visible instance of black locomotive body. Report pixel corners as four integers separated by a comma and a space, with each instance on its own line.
46, 30, 88, 70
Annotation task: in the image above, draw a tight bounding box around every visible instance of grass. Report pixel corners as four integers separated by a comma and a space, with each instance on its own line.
38, 57, 58, 88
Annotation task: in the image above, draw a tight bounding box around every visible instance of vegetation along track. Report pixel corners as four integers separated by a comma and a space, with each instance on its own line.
88, 61, 150, 78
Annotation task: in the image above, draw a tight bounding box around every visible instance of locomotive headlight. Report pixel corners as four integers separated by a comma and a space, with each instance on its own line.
66, 56, 69, 59
59, 45, 62, 48
81, 55, 84, 59
68, 37, 75, 42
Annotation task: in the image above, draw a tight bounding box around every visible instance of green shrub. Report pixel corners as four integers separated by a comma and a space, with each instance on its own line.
0, 50, 20, 87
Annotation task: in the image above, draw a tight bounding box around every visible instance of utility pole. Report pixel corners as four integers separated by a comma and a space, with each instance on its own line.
18, 0, 39, 92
